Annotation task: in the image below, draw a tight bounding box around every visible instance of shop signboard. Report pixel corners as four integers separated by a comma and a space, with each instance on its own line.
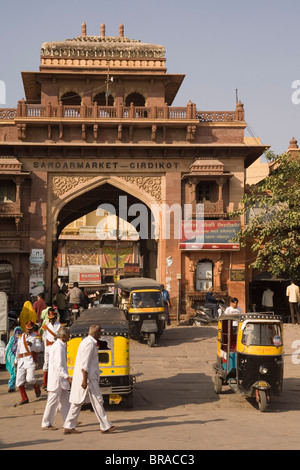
179, 220, 240, 250
69, 265, 101, 285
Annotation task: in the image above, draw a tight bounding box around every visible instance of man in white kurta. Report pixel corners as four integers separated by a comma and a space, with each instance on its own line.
41, 326, 71, 430
16, 321, 43, 404
63, 324, 117, 434
41, 310, 61, 389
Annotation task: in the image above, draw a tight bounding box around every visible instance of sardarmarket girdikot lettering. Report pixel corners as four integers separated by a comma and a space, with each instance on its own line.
32, 161, 180, 170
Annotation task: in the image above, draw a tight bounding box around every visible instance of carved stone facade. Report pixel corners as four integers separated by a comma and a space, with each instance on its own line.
0, 24, 267, 314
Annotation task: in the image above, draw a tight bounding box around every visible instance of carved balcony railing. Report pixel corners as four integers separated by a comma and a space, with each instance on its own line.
0, 108, 18, 120
0, 100, 245, 122
196, 111, 236, 122
0, 201, 22, 219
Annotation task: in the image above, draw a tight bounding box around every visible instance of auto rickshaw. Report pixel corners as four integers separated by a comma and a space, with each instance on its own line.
213, 312, 283, 412
67, 305, 135, 407
114, 277, 166, 347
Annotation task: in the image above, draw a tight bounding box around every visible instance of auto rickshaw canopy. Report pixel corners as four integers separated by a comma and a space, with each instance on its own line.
69, 306, 130, 339
218, 312, 282, 324
115, 277, 163, 293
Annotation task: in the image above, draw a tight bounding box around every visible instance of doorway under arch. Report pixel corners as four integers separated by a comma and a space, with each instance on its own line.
53, 182, 158, 288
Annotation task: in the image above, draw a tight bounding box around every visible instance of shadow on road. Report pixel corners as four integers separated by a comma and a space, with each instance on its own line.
133, 324, 218, 348
107, 371, 219, 412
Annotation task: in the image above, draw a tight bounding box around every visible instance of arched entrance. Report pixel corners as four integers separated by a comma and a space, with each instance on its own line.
49, 178, 159, 295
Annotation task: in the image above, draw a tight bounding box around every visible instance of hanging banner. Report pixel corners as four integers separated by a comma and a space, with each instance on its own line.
102, 247, 133, 268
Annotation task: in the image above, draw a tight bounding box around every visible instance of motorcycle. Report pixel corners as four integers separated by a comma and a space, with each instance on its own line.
8, 309, 19, 330
67, 304, 84, 325
190, 299, 226, 326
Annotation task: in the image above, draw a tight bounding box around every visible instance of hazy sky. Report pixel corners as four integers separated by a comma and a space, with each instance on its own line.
1, 0, 299, 154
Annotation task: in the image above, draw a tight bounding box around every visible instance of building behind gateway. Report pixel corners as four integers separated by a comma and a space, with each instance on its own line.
0, 23, 266, 316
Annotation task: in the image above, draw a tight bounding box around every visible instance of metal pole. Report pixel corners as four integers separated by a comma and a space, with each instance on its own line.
176, 274, 181, 324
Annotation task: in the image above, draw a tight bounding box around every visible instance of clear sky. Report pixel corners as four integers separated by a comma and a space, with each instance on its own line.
0, 0, 299, 154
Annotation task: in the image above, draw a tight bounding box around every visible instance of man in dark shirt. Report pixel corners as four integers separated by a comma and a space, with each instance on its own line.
204, 288, 218, 318
33, 293, 46, 325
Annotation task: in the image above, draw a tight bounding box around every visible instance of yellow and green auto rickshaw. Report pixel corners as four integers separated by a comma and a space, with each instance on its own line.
67, 305, 135, 407
114, 277, 166, 347
213, 313, 283, 412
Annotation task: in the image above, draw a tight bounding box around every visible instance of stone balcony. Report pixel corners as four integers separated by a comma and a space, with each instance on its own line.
0, 100, 244, 123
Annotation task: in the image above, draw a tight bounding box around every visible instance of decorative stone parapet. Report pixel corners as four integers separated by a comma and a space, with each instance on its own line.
41, 35, 166, 70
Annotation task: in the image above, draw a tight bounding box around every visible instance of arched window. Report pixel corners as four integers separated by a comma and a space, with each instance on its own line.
196, 259, 213, 291
60, 92, 81, 106
125, 92, 145, 107
93, 92, 114, 106
197, 181, 215, 203
0, 180, 16, 202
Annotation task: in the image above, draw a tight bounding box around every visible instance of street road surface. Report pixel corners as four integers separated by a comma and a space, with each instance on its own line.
0, 323, 300, 450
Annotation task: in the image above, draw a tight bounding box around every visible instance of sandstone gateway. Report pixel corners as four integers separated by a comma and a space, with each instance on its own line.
0, 23, 266, 315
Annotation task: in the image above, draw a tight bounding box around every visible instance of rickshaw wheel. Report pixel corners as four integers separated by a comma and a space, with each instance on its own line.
126, 392, 134, 408
214, 374, 223, 394
147, 333, 155, 347
257, 390, 268, 412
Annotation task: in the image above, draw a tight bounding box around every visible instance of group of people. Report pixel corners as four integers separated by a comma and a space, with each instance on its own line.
5, 311, 117, 434
41, 323, 117, 434
205, 280, 300, 323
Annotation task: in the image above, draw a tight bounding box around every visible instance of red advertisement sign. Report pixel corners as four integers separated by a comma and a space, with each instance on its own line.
79, 272, 101, 282
179, 220, 240, 250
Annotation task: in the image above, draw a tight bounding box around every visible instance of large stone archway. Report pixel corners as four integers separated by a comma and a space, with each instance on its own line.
45, 174, 164, 293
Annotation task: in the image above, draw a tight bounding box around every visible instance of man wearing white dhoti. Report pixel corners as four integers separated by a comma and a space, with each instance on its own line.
41, 326, 72, 430
63, 324, 117, 435
41, 310, 61, 389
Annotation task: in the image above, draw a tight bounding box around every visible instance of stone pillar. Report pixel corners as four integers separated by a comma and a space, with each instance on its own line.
29, 172, 48, 300
160, 172, 182, 318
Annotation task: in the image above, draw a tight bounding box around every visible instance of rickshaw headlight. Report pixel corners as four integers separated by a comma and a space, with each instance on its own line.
131, 314, 140, 321
259, 365, 268, 375
158, 314, 166, 320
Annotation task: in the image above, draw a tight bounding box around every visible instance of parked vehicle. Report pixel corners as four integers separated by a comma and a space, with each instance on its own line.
190, 300, 225, 326
213, 312, 283, 412
99, 292, 114, 307
114, 278, 166, 347
67, 305, 135, 407
8, 308, 19, 330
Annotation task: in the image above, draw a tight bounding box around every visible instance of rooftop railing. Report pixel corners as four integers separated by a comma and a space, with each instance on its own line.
0, 100, 244, 122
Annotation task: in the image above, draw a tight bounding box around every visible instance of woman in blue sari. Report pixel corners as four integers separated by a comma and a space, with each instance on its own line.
5, 326, 22, 392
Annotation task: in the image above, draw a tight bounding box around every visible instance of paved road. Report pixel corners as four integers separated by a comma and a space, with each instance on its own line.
0, 322, 300, 450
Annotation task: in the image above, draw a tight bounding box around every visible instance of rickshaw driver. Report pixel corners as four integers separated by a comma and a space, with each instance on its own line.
225, 298, 242, 324
224, 297, 242, 349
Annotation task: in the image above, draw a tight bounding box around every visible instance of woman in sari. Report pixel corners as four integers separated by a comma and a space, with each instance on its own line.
19, 301, 37, 332
5, 326, 23, 392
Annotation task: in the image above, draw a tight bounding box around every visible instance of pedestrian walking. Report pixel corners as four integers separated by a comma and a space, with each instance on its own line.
286, 280, 300, 324
15, 321, 43, 405
19, 301, 37, 332
5, 326, 22, 393
41, 310, 61, 389
41, 326, 72, 430
53, 289, 67, 323
161, 285, 171, 326
63, 324, 117, 434
32, 293, 47, 325
262, 287, 274, 312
